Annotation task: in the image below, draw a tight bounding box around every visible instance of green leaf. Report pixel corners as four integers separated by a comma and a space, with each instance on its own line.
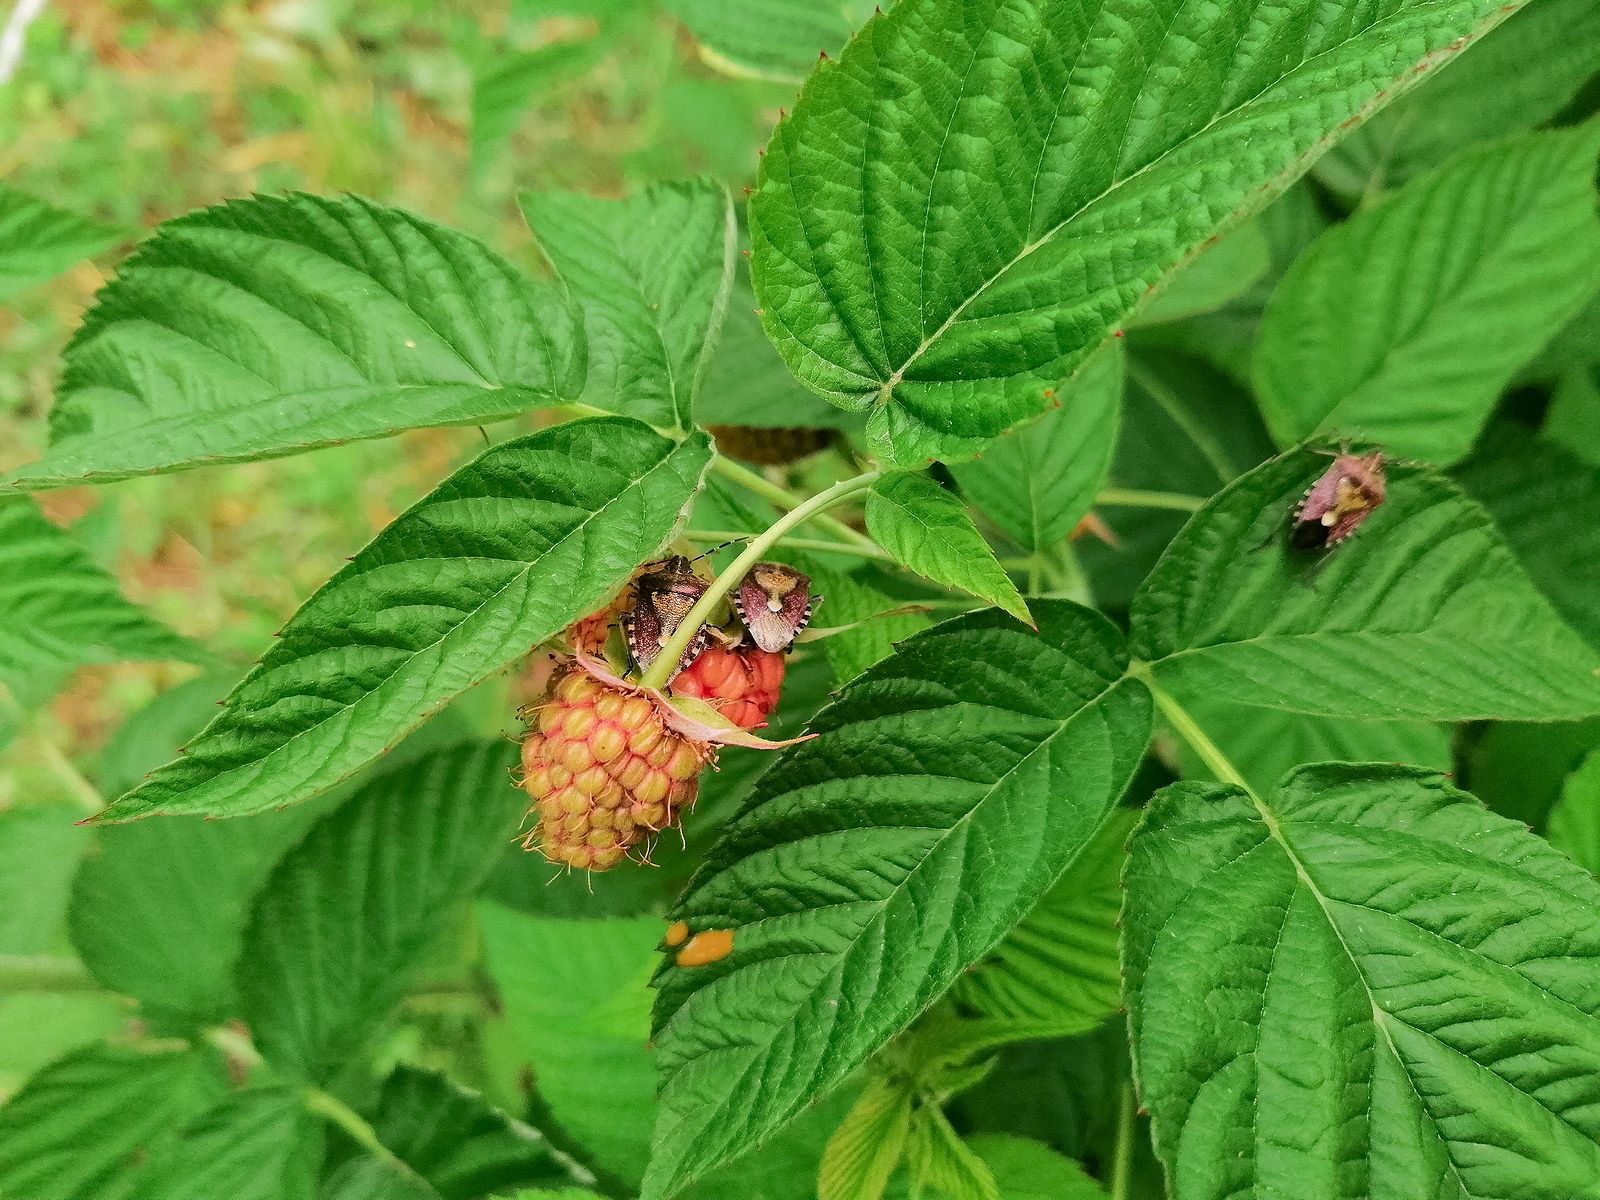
358, 1066, 583, 1199
865, 473, 1030, 622
819, 1077, 915, 1200
239, 742, 522, 1081
903, 1106, 997, 1200
1131, 449, 1600, 720
1316, 0, 1600, 195
509, 1192, 608, 1200
1546, 365, 1600, 468
950, 348, 1122, 553
1463, 717, 1600, 829
94, 418, 711, 821
663, 0, 874, 82
523, 179, 736, 431
114, 1086, 321, 1200
1456, 426, 1600, 653
0, 186, 126, 299
0, 497, 198, 674
1125, 763, 1600, 1197
1132, 222, 1270, 327
1548, 747, 1600, 877
478, 905, 659, 1187
1256, 129, 1600, 463
749, 0, 1530, 467
0, 1045, 224, 1200
646, 603, 1153, 1198
951, 808, 1133, 1030
322, 1158, 441, 1200
471, 40, 600, 177
965, 1135, 1104, 1200
0, 805, 90, 954
689, 1088, 861, 1200
1162, 689, 1452, 799
804, 563, 934, 685
2, 194, 583, 492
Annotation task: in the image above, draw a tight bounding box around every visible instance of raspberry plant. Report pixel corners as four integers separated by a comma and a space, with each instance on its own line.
2, 2, 1600, 1199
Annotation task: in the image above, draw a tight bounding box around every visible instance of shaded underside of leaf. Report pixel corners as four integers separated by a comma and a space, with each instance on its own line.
1126, 763, 1600, 1198
94, 418, 711, 821
3, 192, 583, 491
238, 741, 523, 1081
1131, 450, 1600, 720
646, 602, 1153, 1198
750, 0, 1530, 465
523, 179, 735, 431
1255, 128, 1600, 463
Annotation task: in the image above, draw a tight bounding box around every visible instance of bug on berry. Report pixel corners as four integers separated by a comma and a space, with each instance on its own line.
622, 555, 711, 680
733, 562, 820, 653
1291, 451, 1386, 549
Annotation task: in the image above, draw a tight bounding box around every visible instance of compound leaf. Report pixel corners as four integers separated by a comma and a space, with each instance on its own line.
0, 497, 198, 674
1126, 764, 1600, 1198
645, 603, 1153, 1197
523, 180, 736, 431
865, 473, 1030, 622
1131, 450, 1600, 721
750, 0, 1530, 466
1256, 129, 1600, 463
0, 186, 127, 299
950, 347, 1122, 553
2, 194, 583, 492
238, 742, 522, 1081
94, 418, 710, 821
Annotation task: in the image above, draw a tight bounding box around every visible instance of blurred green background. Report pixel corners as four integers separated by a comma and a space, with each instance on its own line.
0, 0, 791, 828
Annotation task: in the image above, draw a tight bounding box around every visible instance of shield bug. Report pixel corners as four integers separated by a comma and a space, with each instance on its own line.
1291, 451, 1386, 550
622, 555, 711, 680
733, 562, 819, 653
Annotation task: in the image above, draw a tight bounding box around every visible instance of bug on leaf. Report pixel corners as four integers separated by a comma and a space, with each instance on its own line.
733, 562, 820, 653
1291, 451, 1386, 549
621, 555, 711, 680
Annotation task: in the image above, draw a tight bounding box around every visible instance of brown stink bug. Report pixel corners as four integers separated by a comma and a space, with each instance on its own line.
733, 562, 819, 653
621, 555, 711, 680
1291, 451, 1386, 550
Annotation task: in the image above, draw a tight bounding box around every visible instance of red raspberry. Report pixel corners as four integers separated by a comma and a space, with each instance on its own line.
672, 644, 786, 730
519, 667, 712, 870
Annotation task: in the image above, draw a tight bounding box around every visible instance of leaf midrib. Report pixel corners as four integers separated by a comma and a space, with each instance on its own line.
662, 673, 1132, 1175
112, 433, 702, 816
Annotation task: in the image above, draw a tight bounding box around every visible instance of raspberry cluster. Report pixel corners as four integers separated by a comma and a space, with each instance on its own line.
519, 668, 710, 870
671, 644, 786, 730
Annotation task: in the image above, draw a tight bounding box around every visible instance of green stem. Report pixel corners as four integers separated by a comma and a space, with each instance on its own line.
1110, 1081, 1136, 1200
1094, 487, 1204, 513
710, 457, 882, 552
683, 529, 895, 564
1133, 665, 1253, 793
0, 954, 101, 992
305, 1086, 434, 1184
640, 469, 883, 690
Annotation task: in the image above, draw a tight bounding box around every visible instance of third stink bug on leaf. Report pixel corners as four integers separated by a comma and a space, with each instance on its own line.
1291, 451, 1386, 550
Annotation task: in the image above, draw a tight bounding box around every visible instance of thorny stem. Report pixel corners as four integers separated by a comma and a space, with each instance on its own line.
1110, 1080, 1137, 1200
1132, 665, 1253, 794
639, 469, 883, 690
1095, 487, 1204, 513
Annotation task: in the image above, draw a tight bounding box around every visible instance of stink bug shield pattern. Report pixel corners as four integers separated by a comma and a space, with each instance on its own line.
622, 555, 711, 680
1291, 452, 1387, 549
734, 562, 819, 653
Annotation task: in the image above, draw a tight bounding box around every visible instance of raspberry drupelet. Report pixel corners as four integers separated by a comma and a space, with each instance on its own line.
670, 644, 787, 730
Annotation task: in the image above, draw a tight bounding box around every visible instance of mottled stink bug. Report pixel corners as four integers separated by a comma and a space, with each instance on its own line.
733, 562, 819, 653
1291, 451, 1386, 549
622, 555, 711, 680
